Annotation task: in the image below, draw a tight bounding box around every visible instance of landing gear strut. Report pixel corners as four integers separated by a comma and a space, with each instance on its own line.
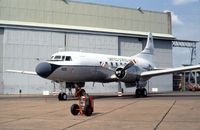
57, 82, 86, 101
135, 88, 147, 98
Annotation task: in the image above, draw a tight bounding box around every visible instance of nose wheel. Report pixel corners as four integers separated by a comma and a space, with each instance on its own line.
135, 88, 147, 98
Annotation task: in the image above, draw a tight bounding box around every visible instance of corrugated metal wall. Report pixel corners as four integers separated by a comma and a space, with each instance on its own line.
119, 37, 142, 56
3, 28, 64, 94
119, 38, 173, 92
0, 0, 173, 94
65, 33, 118, 55
2, 28, 173, 94
148, 40, 172, 92
65, 33, 120, 93
0, 28, 4, 94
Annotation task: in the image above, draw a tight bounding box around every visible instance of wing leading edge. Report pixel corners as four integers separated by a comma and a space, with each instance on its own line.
141, 65, 200, 78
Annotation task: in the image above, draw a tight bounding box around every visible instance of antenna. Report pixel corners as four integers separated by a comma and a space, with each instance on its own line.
137, 7, 144, 14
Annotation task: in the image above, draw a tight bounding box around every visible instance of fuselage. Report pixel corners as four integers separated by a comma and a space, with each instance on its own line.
35, 51, 155, 83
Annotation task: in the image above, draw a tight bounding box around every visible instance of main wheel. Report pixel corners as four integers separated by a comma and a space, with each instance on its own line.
141, 88, 147, 97
58, 93, 67, 101
71, 104, 80, 115
58, 93, 63, 101
135, 89, 141, 98
84, 105, 93, 116
62, 93, 67, 100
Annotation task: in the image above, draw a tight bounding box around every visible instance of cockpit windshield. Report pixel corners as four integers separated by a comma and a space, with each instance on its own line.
49, 55, 72, 61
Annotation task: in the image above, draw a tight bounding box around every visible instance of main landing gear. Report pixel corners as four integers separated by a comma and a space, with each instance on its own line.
135, 88, 147, 98
58, 92, 67, 101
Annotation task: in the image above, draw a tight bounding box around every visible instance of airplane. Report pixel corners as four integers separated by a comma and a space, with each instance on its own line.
7, 33, 200, 100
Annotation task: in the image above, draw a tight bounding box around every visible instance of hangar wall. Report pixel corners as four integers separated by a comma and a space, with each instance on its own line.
119, 37, 142, 56
0, 28, 3, 94
149, 40, 172, 92
3, 28, 65, 94
2, 28, 172, 94
65, 33, 118, 55
0, 0, 173, 94
119, 38, 172, 92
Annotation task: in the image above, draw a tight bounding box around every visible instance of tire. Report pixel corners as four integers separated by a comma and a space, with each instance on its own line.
71, 104, 79, 115
135, 89, 141, 98
58, 93, 67, 101
84, 105, 93, 116
62, 93, 67, 100
58, 93, 63, 101
80, 89, 86, 96
142, 88, 147, 97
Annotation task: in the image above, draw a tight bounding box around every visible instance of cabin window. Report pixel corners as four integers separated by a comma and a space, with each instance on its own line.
65, 56, 72, 61
105, 62, 108, 65
110, 62, 113, 67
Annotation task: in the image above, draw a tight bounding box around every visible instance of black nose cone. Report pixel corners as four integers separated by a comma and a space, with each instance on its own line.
36, 62, 52, 78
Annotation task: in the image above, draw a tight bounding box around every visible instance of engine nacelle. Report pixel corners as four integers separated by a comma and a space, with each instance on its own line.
115, 65, 141, 83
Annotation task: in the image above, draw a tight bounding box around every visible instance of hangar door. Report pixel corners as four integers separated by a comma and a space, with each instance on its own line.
148, 40, 173, 92
65, 33, 118, 55
65, 33, 119, 93
119, 37, 142, 56
3, 28, 65, 94
0, 28, 3, 94
119, 37, 173, 92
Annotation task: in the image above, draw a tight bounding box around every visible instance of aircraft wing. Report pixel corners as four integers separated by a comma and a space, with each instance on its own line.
141, 65, 200, 78
6, 70, 37, 75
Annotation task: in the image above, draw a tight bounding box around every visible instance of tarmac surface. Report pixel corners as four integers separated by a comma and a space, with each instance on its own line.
0, 92, 200, 130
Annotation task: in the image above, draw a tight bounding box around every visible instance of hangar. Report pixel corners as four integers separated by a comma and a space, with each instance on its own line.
0, 0, 175, 94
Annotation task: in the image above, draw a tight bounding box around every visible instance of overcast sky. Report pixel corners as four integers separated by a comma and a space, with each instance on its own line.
73, 0, 200, 66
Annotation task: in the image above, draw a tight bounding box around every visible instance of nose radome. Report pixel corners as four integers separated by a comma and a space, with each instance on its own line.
35, 62, 52, 78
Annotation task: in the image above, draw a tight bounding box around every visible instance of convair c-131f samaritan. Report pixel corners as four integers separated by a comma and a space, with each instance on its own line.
7, 33, 200, 100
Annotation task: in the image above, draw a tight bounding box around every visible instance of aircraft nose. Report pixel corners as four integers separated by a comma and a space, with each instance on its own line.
35, 62, 52, 78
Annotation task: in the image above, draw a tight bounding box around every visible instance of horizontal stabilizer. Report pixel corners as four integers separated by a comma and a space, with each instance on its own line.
6, 70, 37, 75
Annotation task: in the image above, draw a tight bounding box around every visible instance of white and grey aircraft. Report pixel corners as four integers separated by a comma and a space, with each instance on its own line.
7, 33, 200, 100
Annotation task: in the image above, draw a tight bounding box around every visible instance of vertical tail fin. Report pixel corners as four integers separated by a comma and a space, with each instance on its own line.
141, 32, 154, 55
134, 32, 154, 61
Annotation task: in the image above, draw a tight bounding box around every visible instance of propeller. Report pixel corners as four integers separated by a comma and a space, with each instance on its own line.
123, 60, 136, 70
115, 60, 135, 79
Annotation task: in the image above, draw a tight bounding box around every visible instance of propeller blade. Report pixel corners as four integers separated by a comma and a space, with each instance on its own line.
123, 60, 135, 70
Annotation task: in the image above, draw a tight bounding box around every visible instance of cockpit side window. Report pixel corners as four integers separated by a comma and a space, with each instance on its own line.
49, 55, 72, 61
62, 56, 65, 61
50, 56, 54, 60
65, 56, 72, 61
54, 55, 61, 60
